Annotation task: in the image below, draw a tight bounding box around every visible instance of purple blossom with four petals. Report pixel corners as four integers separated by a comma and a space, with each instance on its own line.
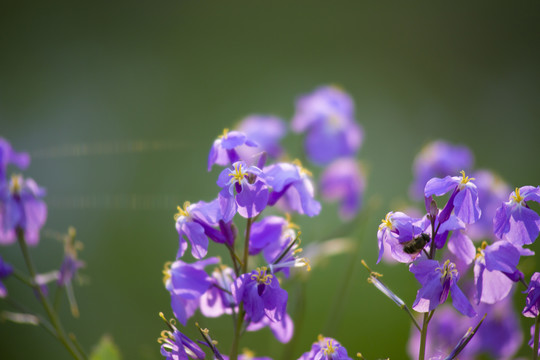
0, 138, 30, 185
159, 328, 206, 360
377, 211, 425, 264
208, 129, 258, 171
298, 335, 352, 360
523, 272, 540, 318
493, 185, 540, 246
411, 259, 476, 317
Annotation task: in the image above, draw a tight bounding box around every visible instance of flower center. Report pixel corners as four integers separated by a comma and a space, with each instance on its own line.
9, 174, 22, 194
174, 201, 191, 221
458, 170, 475, 190
437, 259, 458, 281
228, 163, 247, 184
251, 267, 273, 285
474, 241, 488, 261
511, 187, 524, 205
162, 261, 172, 285
324, 339, 336, 355
379, 212, 394, 231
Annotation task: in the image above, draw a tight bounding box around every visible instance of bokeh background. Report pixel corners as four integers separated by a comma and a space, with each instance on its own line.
1, 1, 540, 359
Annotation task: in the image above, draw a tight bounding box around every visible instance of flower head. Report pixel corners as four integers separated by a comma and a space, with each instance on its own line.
0, 138, 30, 185
208, 129, 258, 171
158, 315, 205, 360
493, 185, 540, 245
523, 272, 540, 318
298, 335, 352, 360
0, 174, 47, 246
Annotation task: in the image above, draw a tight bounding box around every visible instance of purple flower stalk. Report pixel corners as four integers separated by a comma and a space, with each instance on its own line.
0, 138, 30, 185
493, 185, 540, 246
208, 129, 258, 171
410, 140, 474, 200
298, 335, 352, 360
0, 255, 13, 298
174, 199, 224, 259
523, 272, 540, 318
292, 86, 363, 165
319, 158, 365, 221
411, 259, 476, 317
424, 171, 481, 225
0, 174, 47, 246
264, 161, 321, 217
217, 162, 269, 219
232, 267, 287, 323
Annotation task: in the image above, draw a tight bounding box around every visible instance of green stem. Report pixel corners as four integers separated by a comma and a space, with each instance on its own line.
419, 311, 432, 360
242, 217, 253, 274
16, 228, 85, 360
534, 315, 540, 360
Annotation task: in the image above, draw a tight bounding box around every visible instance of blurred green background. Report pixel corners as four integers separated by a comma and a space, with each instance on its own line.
1, 1, 540, 359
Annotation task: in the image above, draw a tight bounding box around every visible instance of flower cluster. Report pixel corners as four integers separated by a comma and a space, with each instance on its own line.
160, 86, 365, 359
373, 139, 540, 359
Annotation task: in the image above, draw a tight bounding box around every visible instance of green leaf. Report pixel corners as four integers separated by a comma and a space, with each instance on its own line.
89, 335, 122, 360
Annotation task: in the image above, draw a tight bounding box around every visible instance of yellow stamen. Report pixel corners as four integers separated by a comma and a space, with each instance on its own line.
285, 213, 300, 230
292, 159, 313, 177
242, 348, 255, 359
459, 170, 475, 188
219, 128, 229, 139
475, 241, 488, 261
250, 267, 273, 285
379, 212, 393, 231
162, 262, 172, 285
228, 162, 247, 183
174, 201, 191, 221
511, 187, 524, 204
324, 339, 336, 355
10, 174, 22, 194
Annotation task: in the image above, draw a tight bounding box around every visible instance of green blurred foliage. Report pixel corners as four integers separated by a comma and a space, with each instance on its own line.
1, 1, 539, 359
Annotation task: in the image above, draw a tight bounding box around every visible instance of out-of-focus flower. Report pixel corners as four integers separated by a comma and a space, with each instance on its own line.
174, 199, 223, 259
493, 186, 540, 246
163, 257, 219, 325
0, 138, 30, 185
410, 140, 474, 200
298, 335, 352, 360
467, 170, 510, 241
217, 162, 268, 220
319, 158, 365, 221
232, 267, 287, 323
236, 115, 287, 159
292, 86, 363, 166
424, 171, 481, 225
265, 161, 321, 217
0, 255, 13, 298
411, 259, 476, 317
523, 272, 540, 318
199, 265, 236, 318
208, 129, 258, 171
0, 174, 47, 246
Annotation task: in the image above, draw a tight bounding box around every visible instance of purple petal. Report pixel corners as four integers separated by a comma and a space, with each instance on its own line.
450, 283, 476, 317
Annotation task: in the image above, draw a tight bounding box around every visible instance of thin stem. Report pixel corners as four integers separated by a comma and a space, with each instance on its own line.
70, 333, 89, 359
419, 312, 430, 360
3, 297, 56, 338
534, 315, 540, 360
11, 267, 34, 287
242, 217, 253, 274
17, 228, 85, 360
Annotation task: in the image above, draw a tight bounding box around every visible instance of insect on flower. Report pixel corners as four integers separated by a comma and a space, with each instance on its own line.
402, 233, 430, 255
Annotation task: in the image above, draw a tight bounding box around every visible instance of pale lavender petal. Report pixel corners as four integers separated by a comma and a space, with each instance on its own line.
424, 176, 459, 197
447, 231, 475, 265
235, 180, 268, 218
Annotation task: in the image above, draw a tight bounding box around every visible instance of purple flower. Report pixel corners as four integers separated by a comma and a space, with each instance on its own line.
246, 312, 294, 344
0, 255, 13, 298
411, 259, 476, 317
200, 266, 237, 318
159, 328, 205, 360
217, 162, 269, 219
523, 272, 540, 318
319, 158, 365, 221
236, 115, 287, 159
0, 175, 47, 246
410, 140, 474, 200
175, 199, 223, 259
298, 335, 352, 360
264, 161, 321, 217
529, 325, 540, 356
424, 171, 481, 225
467, 170, 510, 241
473, 241, 523, 304
208, 129, 258, 171
232, 267, 287, 323
377, 211, 425, 264
0, 138, 30, 184
493, 186, 540, 246
163, 257, 219, 325
248, 216, 289, 256
291, 86, 363, 165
